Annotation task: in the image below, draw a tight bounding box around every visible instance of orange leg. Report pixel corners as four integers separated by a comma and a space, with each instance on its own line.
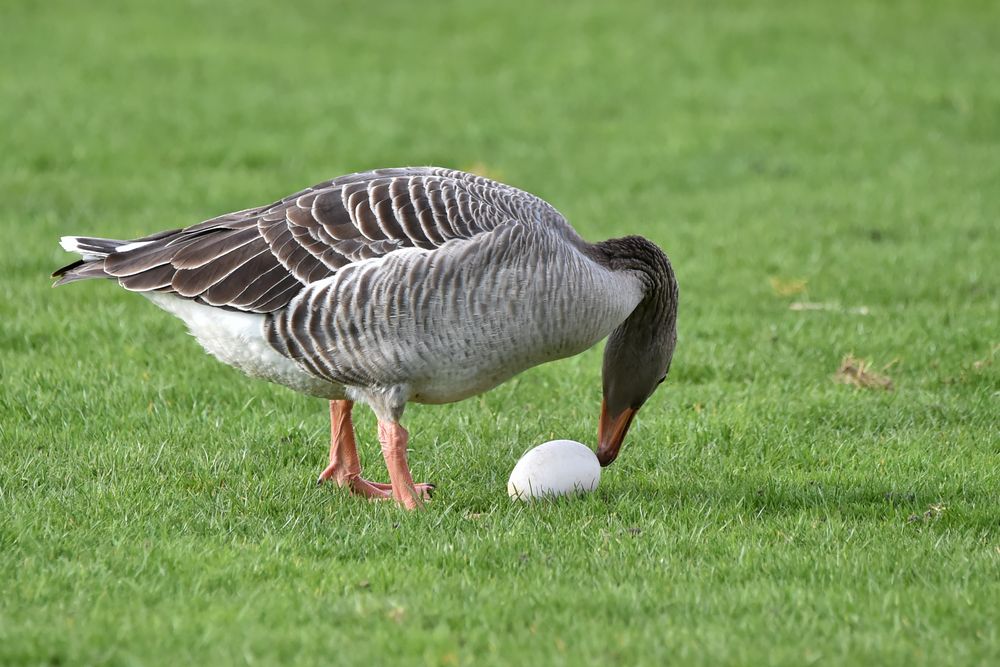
377, 420, 433, 510
318, 401, 433, 504
317, 400, 390, 500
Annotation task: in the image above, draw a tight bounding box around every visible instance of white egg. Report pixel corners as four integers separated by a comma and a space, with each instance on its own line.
507, 439, 601, 501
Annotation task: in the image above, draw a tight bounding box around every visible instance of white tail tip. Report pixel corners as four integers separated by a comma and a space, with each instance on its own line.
59, 236, 104, 261
59, 236, 82, 253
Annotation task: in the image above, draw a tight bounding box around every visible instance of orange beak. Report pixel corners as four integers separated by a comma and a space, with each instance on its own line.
596, 400, 637, 467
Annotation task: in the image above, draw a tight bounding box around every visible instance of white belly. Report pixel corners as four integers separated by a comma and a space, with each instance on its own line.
143, 293, 343, 399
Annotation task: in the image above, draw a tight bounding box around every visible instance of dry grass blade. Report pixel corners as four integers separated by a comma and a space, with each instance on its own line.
769, 276, 807, 296
834, 354, 895, 390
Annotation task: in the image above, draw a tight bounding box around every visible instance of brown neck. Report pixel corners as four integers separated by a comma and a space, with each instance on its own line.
588, 235, 679, 329
591, 235, 680, 417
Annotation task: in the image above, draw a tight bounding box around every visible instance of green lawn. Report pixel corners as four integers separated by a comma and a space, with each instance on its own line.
2, 0, 999, 665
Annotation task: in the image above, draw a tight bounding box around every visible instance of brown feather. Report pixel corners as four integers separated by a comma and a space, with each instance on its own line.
172, 244, 269, 297
170, 226, 259, 269
200, 253, 284, 307
118, 263, 176, 292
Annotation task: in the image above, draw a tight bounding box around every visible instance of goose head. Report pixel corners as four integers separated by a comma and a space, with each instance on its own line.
592, 236, 678, 467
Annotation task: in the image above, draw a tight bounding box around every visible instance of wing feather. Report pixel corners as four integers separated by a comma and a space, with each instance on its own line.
70, 167, 569, 313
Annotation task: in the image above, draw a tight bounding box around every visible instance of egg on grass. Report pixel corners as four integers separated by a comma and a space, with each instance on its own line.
507, 439, 601, 501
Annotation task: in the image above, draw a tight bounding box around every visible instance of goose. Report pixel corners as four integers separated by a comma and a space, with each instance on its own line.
53, 167, 678, 509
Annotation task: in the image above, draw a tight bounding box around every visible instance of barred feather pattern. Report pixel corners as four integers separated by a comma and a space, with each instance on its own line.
64, 167, 571, 314
264, 223, 645, 405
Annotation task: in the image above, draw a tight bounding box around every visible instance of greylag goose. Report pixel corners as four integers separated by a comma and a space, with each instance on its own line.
53, 167, 678, 509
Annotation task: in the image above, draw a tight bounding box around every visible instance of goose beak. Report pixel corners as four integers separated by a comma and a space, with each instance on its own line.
596, 400, 637, 467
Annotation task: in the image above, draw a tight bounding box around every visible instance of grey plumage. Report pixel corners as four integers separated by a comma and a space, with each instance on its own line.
263, 219, 636, 405
54, 166, 678, 464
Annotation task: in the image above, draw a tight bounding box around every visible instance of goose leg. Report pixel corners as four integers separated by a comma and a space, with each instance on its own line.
377, 420, 434, 510
317, 400, 391, 500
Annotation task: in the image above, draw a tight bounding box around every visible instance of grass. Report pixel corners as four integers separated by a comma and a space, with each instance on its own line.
1, 0, 999, 664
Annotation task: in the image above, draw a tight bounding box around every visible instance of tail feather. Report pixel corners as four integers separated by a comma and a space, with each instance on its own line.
54, 229, 172, 286
52, 236, 129, 286
59, 235, 126, 257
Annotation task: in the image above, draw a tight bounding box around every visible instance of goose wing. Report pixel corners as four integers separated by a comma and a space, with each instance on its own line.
93, 167, 567, 313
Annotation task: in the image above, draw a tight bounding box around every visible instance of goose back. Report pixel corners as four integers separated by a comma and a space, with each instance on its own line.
68, 168, 573, 313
